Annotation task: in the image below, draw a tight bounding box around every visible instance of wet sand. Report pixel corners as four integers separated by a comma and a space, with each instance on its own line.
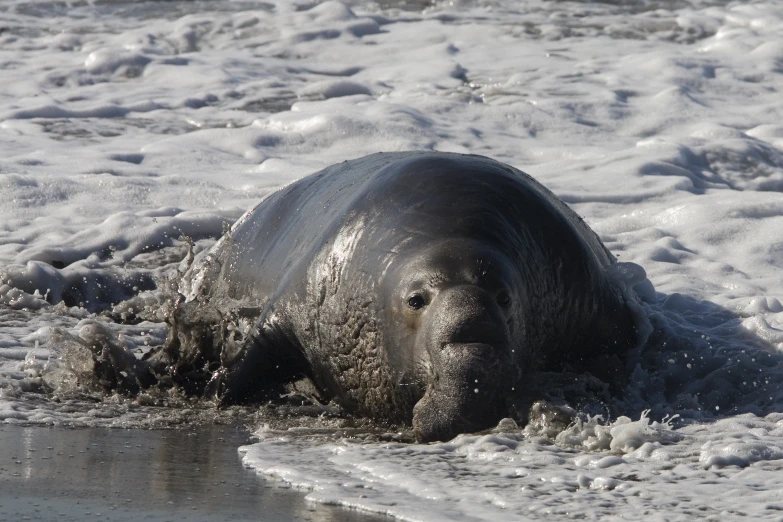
0, 425, 388, 522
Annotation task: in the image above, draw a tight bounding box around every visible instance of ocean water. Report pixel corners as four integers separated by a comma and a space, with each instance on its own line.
1, 0, 783, 520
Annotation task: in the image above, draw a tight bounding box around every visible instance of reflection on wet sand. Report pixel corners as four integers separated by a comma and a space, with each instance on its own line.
0, 425, 386, 522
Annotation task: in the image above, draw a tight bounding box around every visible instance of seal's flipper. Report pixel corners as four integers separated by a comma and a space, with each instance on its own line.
210, 312, 312, 405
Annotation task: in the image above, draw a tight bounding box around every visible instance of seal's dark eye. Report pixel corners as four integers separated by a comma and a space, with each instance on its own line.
496, 290, 511, 307
407, 294, 426, 310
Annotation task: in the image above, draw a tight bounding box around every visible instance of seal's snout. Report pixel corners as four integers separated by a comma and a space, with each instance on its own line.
412, 283, 516, 442
430, 285, 509, 350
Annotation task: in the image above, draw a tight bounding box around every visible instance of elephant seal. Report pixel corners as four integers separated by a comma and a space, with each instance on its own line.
113, 152, 642, 442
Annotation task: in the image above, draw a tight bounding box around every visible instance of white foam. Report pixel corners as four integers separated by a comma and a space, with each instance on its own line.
241, 413, 783, 520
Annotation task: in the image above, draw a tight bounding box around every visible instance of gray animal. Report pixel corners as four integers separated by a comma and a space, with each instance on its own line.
108, 152, 642, 442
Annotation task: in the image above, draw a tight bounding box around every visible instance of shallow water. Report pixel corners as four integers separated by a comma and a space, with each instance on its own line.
2, 0, 783, 520
0, 424, 386, 522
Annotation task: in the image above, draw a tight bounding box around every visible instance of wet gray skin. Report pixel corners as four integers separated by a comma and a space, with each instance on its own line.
107, 152, 640, 442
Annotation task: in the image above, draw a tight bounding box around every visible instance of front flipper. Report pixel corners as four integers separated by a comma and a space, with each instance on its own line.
208, 310, 313, 405
84, 297, 313, 404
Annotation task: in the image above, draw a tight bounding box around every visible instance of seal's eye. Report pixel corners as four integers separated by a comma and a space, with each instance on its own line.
496, 290, 511, 307
407, 294, 426, 310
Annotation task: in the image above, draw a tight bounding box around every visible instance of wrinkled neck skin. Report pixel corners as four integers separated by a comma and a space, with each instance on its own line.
379, 238, 528, 443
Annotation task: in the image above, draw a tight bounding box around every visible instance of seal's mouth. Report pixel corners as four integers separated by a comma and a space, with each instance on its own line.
440, 343, 509, 382
445, 322, 506, 349
411, 356, 510, 443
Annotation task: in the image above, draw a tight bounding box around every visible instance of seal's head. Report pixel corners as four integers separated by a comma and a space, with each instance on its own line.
382, 238, 524, 442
